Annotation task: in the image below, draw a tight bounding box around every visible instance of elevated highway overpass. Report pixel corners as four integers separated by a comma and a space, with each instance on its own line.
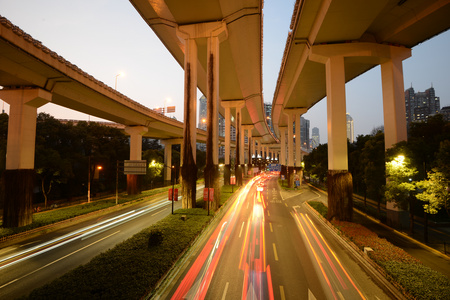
271, 0, 449, 224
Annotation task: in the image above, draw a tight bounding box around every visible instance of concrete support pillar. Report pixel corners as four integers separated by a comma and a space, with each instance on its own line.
310, 45, 353, 221
381, 47, 411, 150
279, 127, 287, 179
125, 126, 148, 195
381, 47, 411, 228
295, 113, 301, 167
164, 143, 172, 185
223, 106, 231, 184
0, 88, 51, 227
204, 23, 227, 211
161, 139, 182, 186
222, 100, 245, 185
242, 125, 253, 177
286, 112, 295, 187
177, 24, 202, 208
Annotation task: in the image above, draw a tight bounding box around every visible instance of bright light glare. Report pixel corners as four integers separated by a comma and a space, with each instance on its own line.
253, 203, 263, 218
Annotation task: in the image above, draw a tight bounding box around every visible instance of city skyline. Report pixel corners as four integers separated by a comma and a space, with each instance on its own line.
0, 1, 448, 145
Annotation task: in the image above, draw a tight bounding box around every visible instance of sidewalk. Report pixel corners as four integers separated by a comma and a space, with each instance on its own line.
281, 182, 450, 279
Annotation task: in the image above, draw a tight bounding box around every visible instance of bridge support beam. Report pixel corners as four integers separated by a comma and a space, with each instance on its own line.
125, 126, 147, 195
0, 88, 51, 227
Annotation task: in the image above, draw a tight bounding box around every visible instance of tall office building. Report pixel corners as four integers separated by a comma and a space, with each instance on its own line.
198, 95, 207, 130
346, 113, 354, 143
405, 85, 440, 125
264, 102, 274, 133
311, 127, 320, 149
300, 117, 310, 151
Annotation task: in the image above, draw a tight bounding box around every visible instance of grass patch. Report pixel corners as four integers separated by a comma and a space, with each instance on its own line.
308, 201, 328, 218
220, 185, 236, 206
0, 185, 181, 239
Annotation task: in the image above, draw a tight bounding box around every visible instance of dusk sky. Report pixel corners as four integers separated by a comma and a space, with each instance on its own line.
1, 0, 449, 144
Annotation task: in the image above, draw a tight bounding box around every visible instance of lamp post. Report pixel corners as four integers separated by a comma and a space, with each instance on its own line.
114, 72, 124, 90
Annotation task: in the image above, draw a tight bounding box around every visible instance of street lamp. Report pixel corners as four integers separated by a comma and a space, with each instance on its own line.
114, 72, 124, 90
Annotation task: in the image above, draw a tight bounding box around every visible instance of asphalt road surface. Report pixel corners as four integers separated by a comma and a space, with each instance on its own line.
163, 175, 390, 299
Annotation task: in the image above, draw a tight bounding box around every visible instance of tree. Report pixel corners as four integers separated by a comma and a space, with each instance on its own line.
360, 131, 385, 214
385, 155, 417, 209
304, 143, 328, 184
416, 169, 449, 216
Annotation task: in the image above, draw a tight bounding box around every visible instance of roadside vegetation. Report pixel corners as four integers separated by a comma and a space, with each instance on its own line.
308, 201, 450, 300
304, 115, 450, 233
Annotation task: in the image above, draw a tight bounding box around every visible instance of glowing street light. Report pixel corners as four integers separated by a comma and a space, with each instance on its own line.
114, 72, 125, 90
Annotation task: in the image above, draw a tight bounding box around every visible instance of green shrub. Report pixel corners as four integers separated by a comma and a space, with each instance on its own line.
382, 261, 450, 300
308, 201, 328, 218
25, 208, 212, 300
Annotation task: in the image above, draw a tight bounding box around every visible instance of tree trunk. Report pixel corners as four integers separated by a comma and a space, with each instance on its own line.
327, 170, 353, 222
2, 169, 35, 228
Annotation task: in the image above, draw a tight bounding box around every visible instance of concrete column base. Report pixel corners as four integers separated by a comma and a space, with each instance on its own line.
327, 170, 353, 221
287, 166, 294, 188
224, 164, 231, 185
2, 169, 34, 227
181, 161, 197, 209
205, 164, 220, 211
127, 174, 141, 195
235, 164, 243, 186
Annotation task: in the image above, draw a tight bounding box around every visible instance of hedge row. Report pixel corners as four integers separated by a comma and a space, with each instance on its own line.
24, 207, 213, 299
308, 201, 450, 300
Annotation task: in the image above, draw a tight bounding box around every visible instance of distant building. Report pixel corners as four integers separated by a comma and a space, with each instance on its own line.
441, 106, 450, 122
300, 117, 310, 151
198, 95, 207, 130
311, 127, 320, 149
346, 113, 354, 143
405, 85, 440, 126
264, 103, 274, 133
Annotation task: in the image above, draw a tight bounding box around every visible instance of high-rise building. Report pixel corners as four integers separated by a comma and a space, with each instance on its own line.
300, 117, 310, 151
264, 103, 274, 133
346, 113, 354, 143
405, 85, 440, 125
311, 127, 320, 149
198, 95, 207, 130
441, 106, 450, 121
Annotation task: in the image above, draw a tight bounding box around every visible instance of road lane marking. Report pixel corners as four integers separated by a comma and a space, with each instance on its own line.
221, 282, 229, 300
267, 210, 270, 217
280, 285, 286, 300
269, 222, 273, 232
151, 207, 167, 216
0, 230, 120, 290
272, 243, 278, 261
239, 222, 245, 238
285, 203, 288, 207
